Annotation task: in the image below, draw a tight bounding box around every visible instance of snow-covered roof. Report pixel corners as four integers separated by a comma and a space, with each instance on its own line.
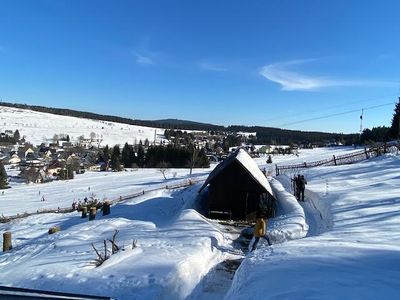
199, 148, 273, 195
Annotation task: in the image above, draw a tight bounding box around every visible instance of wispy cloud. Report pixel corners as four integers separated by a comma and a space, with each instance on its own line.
260, 59, 398, 91
198, 61, 228, 72
135, 53, 153, 65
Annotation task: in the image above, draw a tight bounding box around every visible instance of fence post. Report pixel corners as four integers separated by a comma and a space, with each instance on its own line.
81, 207, 88, 218
275, 165, 279, 176
304, 162, 307, 168
384, 142, 387, 153
89, 207, 96, 221
102, 201, 111, 216
3, 232, 12, 252
364, 147, 369, 159
333, 155, 337, 166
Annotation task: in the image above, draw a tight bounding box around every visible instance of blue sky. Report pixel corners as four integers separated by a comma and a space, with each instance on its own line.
0, 0, 399, 133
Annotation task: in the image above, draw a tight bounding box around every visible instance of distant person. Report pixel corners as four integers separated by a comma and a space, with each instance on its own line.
251, 213, 272, 252
42, 195, 45, 202
299, 175, 307, 201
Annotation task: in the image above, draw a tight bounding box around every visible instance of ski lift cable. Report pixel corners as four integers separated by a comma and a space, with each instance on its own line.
264, 92, 398, 123
277, 101, 395, 127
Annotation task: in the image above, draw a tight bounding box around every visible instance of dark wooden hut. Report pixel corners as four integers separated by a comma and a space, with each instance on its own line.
199, 148, 276, 221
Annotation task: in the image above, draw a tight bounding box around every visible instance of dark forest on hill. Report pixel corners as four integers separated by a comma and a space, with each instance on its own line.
0, 101, 358, 145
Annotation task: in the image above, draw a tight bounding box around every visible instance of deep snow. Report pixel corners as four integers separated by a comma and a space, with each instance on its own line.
226, 153, 400, 300
1, 141, 399, 299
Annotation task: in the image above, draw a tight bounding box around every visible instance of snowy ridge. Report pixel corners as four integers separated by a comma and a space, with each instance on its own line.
268, 178, 308, 243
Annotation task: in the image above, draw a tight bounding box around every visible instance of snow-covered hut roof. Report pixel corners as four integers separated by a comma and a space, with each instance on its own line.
199, 148, 273, 195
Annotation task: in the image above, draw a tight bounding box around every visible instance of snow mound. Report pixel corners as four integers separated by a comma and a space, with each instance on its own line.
268, 178, 308, 243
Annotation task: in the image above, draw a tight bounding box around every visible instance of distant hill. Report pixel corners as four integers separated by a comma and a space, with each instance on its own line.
151, 119, 224, 131
0, 102, 223, 132
0, 101, 358, 145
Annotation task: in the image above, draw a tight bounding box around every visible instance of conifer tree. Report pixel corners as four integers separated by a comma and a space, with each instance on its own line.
0, 161, 8, 189
137, 141, 145, 167
100, 145, 110, 162
121, 143, 132, 168
13, 129, 20, 141
110, 145, 122, 171
388, 98, 400, 139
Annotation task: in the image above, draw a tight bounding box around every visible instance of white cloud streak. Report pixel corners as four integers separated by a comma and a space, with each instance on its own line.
135, 53, 153, 65
198, 62, 228, 72
260, 59, 398, 91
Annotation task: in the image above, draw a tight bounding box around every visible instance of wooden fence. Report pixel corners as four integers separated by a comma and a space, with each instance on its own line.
0, 178, 201, 223
275, 144, 397, 176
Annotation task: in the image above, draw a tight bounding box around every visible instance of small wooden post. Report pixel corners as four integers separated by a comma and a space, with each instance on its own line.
3, 231, 12, 252
81, 207, 88, 218
89, 207, 97, 221
102, 201, 111, 216
333, 155, 337, 166
364, 147, 369, 159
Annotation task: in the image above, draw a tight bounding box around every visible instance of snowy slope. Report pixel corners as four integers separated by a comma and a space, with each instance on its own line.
2, 145, 399, 299
0, 187, 236, 300
0, 105, 166, 146
227, 154, 400, 300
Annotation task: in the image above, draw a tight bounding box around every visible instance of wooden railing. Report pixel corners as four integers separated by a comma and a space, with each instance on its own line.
0, 178, 202, 223
275, 144, 398, 176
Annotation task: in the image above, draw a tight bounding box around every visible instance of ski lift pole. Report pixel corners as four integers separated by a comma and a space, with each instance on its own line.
359, 109, 364, 145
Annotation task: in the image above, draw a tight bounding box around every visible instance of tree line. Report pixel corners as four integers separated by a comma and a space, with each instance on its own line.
360, 98, 400, 144
98, 143, 210, 171
1, 101, 361, 143
227, 125, 359, 145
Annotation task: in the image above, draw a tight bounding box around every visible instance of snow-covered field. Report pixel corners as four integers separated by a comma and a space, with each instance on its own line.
228, 152, 400, 300
1, 141, 400, 299
2, 167, 213, 217
0, 105, 166, 146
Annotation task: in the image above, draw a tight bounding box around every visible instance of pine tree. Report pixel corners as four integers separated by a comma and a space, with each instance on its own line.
388, 98, 400, 139
13, 129, 20, 141
137, 141, 145, 167
100, 145, 110, 162
121, 143, 134, 168
0, 161, 8, 189
110, 145, 122, 171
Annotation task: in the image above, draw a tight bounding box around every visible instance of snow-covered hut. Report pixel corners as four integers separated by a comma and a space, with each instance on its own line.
199, 148, 276, 221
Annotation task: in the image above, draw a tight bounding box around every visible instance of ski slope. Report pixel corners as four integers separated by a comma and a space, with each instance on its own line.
0, 105, 165, 146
